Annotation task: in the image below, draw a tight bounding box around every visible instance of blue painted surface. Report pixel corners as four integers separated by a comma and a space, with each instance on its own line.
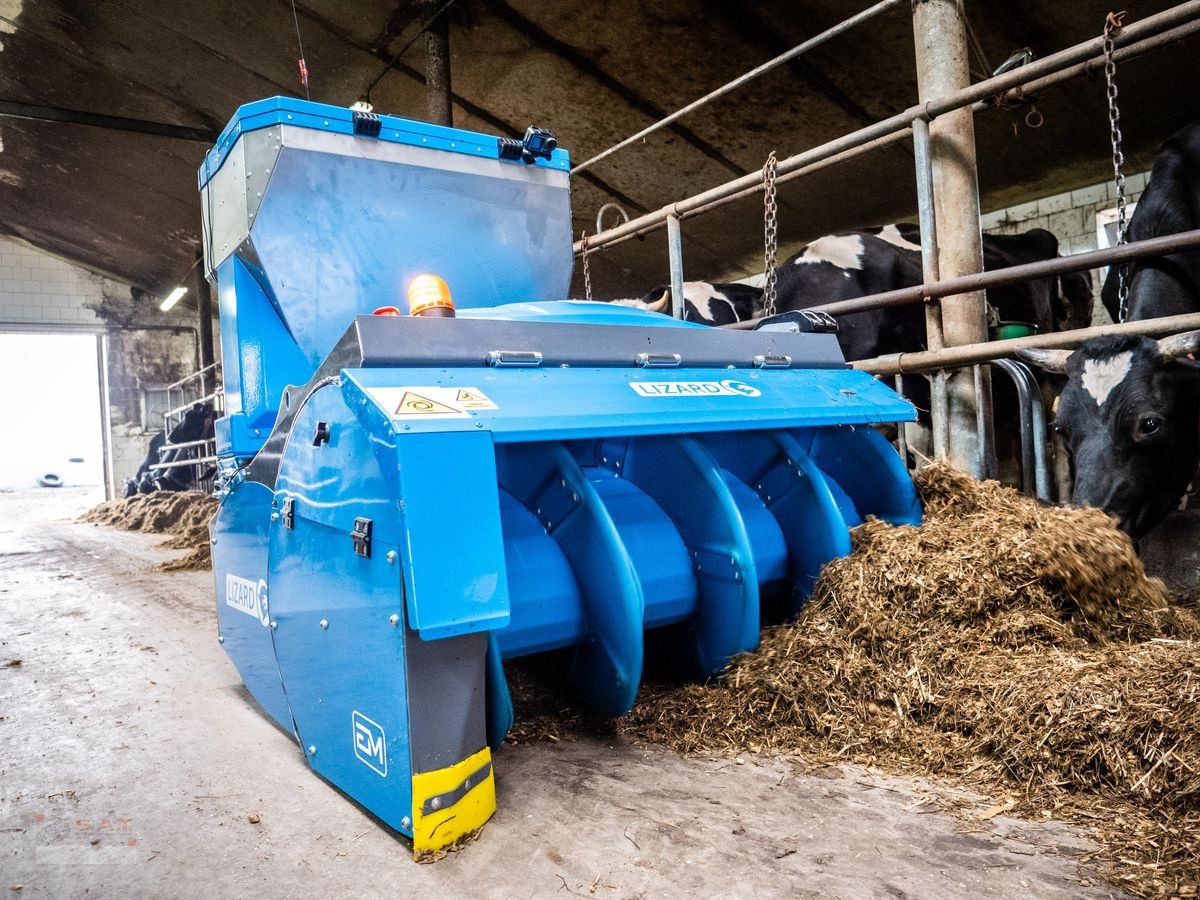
247, 142, 572, 369
200, 96, 570, 189
211, 479, 294, 731
459, 300, 699, 328
215, 256, 311, 459
346, 366, 915, 445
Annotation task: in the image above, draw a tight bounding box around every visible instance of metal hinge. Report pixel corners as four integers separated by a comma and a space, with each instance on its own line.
351, 517, 373, 558
281, 497, 295, 530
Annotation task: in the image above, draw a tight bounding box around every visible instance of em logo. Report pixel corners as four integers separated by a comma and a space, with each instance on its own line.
352, 711, 387, 777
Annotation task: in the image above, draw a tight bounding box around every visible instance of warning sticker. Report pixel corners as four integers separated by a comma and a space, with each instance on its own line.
368, 386, 498, 419
453, 388, 497, 410
395, 392, 461, 416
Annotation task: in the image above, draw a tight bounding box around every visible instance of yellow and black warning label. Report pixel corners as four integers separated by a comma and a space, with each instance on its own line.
395, 391, 461, 416
454, 388, 497, 410
367, 386, 499, 419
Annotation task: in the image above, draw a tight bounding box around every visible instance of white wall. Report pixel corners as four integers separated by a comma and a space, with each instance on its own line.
0, 235, 203, 494
981, 170, 1152, 326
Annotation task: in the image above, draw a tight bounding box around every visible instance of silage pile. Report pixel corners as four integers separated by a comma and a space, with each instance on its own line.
594, 465, 1199, 896
83, 491, 218, 571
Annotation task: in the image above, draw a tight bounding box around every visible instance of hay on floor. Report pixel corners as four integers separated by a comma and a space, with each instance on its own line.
511, 464, 1200, 897
83, 491, 217, 571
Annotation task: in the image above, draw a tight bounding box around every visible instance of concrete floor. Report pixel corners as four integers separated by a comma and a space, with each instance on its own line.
0, 489, 1122, 899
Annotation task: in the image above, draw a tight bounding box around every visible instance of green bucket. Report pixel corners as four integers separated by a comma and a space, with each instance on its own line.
995, 321, 1039, 341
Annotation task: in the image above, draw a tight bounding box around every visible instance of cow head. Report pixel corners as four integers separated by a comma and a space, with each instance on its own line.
1019, 331, 1200, 539
607, 290, 670, 314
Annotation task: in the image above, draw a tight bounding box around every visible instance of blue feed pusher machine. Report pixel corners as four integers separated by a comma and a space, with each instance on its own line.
203, 97, 921, 857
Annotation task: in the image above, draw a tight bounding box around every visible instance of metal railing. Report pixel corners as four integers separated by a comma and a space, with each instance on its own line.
572, 3, 1200, 257
148, 361, 223, 491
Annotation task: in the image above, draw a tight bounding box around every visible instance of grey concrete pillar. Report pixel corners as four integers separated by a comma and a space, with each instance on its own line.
423, 4, 453, 127
912, 0, 993, 476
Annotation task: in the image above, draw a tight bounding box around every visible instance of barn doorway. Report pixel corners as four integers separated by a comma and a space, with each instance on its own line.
0, 331, 108, 503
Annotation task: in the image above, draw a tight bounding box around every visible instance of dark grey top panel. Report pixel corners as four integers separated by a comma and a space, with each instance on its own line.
352, 316, 847, 369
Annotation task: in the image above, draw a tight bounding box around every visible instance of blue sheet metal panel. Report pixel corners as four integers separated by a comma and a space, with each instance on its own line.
459, 301, 699, 329
496, 442, 644, 716
719, 474, 790, 593
801, 426, 923, 526
346, 366, 916, 445
611, 435, 763, 674
211, 480, 294, 731
584, 467, 697, 630
494, 491, 587, 657
267, 515, 414, 834
393, 430, 511, 640
199, 96, 570, 188
701, 430, 851, 618
214, 256, 310, 459
271, 383, 401, 544
485, 634, 513, 751
243, 135, 572, 369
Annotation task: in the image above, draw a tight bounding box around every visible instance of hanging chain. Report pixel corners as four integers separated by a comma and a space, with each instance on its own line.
762, 151, 779, 319
1103, 10, 1130, 322
579, 230, 593, 301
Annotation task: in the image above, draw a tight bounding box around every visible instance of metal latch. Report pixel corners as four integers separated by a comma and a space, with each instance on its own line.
281, 497, 295, 529
636, 352, 682, 368
351, 517, 372, 558
487, 350, 543, 367
753, 354, 792, 369
313, 421, 331, 446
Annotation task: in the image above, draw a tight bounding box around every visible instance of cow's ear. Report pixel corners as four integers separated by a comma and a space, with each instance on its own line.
1156, 329, 1200, 361
646, 290, 669, 314
1015, 347, 1072, 373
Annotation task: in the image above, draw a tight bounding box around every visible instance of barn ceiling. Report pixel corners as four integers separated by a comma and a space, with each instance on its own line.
0, 0, 1197, 307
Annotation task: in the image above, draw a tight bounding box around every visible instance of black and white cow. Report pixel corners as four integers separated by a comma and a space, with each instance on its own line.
1020, 122, 1200, 538
1020, 332, 1200, 538
774, 223, 1093, 361
615, 281, 763, 325
123, 402, 216, 497
1100, 123, 1200, 323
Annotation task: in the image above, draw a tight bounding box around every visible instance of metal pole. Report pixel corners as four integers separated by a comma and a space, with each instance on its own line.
911, 115, 947, 459
913, 0, 990, 476
666, 214, 686, 320
852, 312, 1200, 376
573, 1, 1200, 256
573, 0, 902, 173
422, 1, 453, 126
195, 251, 215, 395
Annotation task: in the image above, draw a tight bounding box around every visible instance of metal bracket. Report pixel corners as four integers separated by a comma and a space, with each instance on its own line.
281, 497, 295, 529
419, 760, 493, 815
352, 110, 381, 138
351, 517, 373, 558
313, 421, 331, 446
754, 309, 838, 334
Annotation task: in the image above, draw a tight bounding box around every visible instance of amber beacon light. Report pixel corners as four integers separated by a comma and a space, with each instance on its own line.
406, 274, 457, 318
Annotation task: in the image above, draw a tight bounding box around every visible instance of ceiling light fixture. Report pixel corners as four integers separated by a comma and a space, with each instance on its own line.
159, 286, 187, 311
